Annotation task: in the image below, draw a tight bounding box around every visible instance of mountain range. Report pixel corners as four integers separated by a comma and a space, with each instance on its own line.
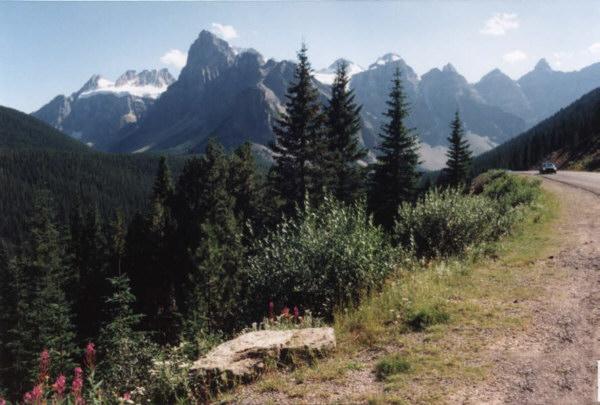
32, 29, 600, 169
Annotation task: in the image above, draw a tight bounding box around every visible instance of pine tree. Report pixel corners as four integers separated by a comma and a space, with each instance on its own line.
75, 206, 108, 342
12, 192, 77, 383
443, 111, 472, 188
186, 140, 245, 334
98, 274, 155, 393
368, 68, 421, 228
108, 211, 126, 277
271, 43, 326, 215
324, 61, 367, 203
229, 142, 260, 226
135, 156, 180, 343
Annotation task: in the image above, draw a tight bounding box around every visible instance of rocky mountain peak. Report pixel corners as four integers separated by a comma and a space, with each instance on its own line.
534, 58, 553, 72
442, 63, 457, 74
185, 30, 236, 70
369, 53, 402, 69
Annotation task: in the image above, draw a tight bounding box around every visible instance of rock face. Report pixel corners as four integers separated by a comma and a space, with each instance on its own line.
33, 69, 174, 150
190, 327, 335, 396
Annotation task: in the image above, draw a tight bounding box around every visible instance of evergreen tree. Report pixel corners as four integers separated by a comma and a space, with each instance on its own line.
98, 274, 155, 393
324, 61, 367, 203
443, 111, 472, 187
185, 140, 245, 334
130, 156, 180, 343
108, 210, 126, 277
75, 206, 107, 342
368, 68, 421, 228
10, 192, 77, 384
271, 43, 326, 215
229, 142, 260, 226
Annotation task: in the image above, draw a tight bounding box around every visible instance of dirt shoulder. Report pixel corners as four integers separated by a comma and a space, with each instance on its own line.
226, 178, 599, 404
453, 178, 600, 404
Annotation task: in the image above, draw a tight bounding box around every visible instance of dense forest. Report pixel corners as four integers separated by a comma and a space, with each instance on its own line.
472, 87, 600, 173
0, 106, 188, 245
0, 47, 486, 403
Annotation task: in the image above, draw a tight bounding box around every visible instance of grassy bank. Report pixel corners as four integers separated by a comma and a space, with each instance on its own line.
232, 181, 560, 404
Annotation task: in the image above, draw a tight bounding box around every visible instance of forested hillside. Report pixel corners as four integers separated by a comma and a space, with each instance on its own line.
472, 87, 600, 173
0, 106, 183, 244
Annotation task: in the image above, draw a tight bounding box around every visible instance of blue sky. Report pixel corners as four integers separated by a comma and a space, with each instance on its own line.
2, 1, 600, 113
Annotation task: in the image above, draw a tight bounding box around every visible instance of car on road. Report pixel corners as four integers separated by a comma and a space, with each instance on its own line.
539, 162, 557, 174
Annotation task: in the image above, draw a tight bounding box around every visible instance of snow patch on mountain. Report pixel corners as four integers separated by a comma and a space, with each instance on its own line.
79, 69, 174, 100
314, 59, 364, 85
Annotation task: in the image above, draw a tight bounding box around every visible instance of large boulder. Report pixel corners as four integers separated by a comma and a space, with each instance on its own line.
189, 327, 336, 398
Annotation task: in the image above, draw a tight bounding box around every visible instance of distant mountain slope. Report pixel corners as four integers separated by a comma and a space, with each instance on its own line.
32, 29, 600, 170
473, 87, 600, 174
111, 31, 312, 154
0, 105, 88, 152
33, 69, 174, 150
0, 105, 183, 244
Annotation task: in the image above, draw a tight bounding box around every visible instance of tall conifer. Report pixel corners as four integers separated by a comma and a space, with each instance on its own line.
271, 43, 326, 214
444, 111, 472, 187
368, 68, 420, 228
324, 61, 367, 203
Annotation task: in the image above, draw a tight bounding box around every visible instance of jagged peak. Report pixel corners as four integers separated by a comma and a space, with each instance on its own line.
369, 53, 403, 69
442, 63, 457, 73
534, 58, 552, 72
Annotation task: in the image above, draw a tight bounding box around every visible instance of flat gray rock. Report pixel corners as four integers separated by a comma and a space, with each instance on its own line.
190, 327, 336, 397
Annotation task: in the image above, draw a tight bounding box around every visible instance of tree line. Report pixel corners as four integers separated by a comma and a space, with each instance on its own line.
0, 44, 473, 400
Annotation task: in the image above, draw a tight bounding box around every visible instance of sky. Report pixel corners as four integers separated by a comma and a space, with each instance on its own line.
2, 1, 600, 113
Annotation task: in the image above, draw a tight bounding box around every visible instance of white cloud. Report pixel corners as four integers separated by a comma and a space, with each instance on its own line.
465, 132, 497, 155
160, 49, 187, 69
588, 42, 600, 54
419, 143, 448, 171
480, 13, 519, 36
211, 23, 239, 41
503, 49, 527, 64
552, 51, 574, 68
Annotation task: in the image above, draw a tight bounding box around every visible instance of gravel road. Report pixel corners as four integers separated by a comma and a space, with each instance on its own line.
462, 171, 600, 404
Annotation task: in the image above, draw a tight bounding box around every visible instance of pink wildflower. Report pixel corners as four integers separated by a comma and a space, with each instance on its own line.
293, 305, 299, 320
268, 301, 275, 319
0, 397, 6, 405
123, 392, 131, 401
72, 367, 84, 404
84, 342, 96, 370
52, 374, 66, 397
39, 349, 50, 382
281, 306, 290, 318
24, 384, 43, 404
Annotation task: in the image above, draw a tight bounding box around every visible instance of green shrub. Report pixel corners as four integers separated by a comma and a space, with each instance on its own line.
245, 196, 398, 318
478, 171, 541, 214
405, 304, 450, 331
375, 354, 411, 380
394, 189, 506, 258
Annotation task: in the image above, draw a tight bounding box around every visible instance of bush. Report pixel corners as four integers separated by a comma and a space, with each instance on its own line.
375, 354, 411, 380
477, 171, 541, 214
394, 189, 506, 258
245, 196, 398, 318
405, 304, 450, 331
472, 170, 541, 208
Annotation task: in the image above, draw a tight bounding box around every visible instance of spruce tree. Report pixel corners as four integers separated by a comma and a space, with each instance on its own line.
444, 111, 472, 188
14, 192, 77, 383
186, 140, 245, 334
271, 43, 326, 215
98, 274, 154, 393
75, 206, 107, 342
125, 156, 180, 343
368, 68, 421, 228
229, 142, 260, 226
324, 61, 367, 203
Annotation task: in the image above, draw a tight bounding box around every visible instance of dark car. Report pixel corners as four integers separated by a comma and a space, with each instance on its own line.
539, 162, 557, 174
